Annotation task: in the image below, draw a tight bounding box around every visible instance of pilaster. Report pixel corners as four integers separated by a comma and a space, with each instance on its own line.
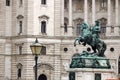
92, 0, 95, 25
84, 0, 88, 22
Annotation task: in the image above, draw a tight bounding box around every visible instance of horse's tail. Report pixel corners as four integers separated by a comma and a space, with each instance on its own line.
98, 41, 107, 57
98, 40, 107, 57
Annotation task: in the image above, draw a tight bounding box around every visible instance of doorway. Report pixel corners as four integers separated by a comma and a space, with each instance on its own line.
38, 74, 47, 80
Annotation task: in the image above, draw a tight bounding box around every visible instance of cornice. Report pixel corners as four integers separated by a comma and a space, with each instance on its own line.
0, 35, 120, 40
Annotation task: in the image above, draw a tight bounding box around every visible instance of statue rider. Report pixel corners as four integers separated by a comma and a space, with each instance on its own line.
92, 21, 101, 46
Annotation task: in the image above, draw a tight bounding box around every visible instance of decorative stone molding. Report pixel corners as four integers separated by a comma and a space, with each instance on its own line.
16, 15, 24, 19
15, 43, 24, 46
17, 63, 23, 69
34, 63, 54, 70
73, 18, 84, 23
38, 15, 49, 21
98, 17, 107, 25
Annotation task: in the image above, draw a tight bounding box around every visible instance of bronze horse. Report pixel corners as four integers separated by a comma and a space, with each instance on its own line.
74, 21, 106, 57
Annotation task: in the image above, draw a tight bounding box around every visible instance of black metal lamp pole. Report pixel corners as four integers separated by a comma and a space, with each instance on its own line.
35, 55, 38, 80
30, 38, 43, 80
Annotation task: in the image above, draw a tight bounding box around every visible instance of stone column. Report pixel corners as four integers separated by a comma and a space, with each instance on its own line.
107, 0, 111, 36
107, 0, 111, 25
115, 0, 119, 35
5, 43, 11, 80
92, 0, 95, 25
115, 0, 119, 26
84, 0, 88, 22
61, 0, 64, 26
69, 0, 72, 26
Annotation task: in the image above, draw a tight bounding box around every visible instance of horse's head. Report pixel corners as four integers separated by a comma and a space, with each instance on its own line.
80, 23, 89, 31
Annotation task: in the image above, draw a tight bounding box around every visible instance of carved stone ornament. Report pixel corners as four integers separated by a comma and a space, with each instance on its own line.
17, 63, 23, 69
17, 15, 24, 19
38, 15, 49, 21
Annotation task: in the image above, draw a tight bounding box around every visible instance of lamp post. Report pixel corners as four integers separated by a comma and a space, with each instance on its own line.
30, 38, 43, 80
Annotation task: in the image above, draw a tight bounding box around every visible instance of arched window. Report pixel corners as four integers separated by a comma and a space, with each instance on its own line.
41, 21, 46, 33
38, 74, 47, 80
41, 0, 46, 5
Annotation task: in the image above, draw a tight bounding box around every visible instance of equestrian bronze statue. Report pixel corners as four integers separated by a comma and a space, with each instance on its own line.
74, 21, 106, 57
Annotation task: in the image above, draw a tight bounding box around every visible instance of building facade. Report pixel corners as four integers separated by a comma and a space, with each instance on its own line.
0, 0, 120, 80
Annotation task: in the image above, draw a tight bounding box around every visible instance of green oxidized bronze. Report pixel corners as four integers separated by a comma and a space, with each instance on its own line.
70, 21, 111, 69
74, 21, 106, 57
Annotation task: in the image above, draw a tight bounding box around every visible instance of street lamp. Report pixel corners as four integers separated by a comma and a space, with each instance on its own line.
30, 38, 43, 80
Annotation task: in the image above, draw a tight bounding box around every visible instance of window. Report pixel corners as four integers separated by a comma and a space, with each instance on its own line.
19, 46, 22, 55
111, 26, 114, 33
69, 72, 75, 80
95, 73, 101, 80
16, 15, 24, 35
64, 0, 68, 10
101, 25, 106, 34
19, 0, 23, 7
99, 18, 107, 36
17, 63, 23, 79
64, 23, 68, 33
41, 21, 46, 33
19, 21, 22, 34
73, 18, 83, 36
41, 46, 46, 55
41, 0, 46, 5
119, 57, 120, 74
6, 0, 10, 6
76, 24, 82, 36
100, 0, 107, 10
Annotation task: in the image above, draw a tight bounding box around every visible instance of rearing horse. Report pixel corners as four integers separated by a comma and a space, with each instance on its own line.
74, 21, 106, 57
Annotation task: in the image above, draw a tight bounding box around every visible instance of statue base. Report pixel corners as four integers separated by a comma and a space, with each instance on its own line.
67, 68, 115, 80
70, 51, 111, 69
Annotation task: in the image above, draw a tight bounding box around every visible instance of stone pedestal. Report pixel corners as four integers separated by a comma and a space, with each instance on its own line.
67, 68, 115, 80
